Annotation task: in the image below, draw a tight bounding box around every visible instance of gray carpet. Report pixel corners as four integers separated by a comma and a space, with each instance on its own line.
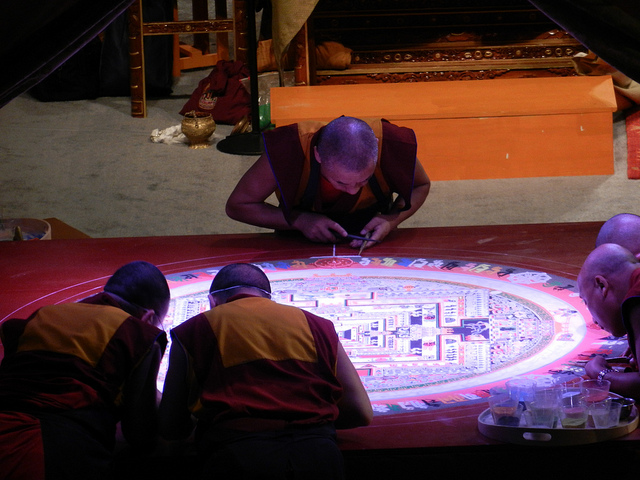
0, 70, 637, 238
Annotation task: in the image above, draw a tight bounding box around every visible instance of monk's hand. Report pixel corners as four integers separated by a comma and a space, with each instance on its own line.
292, 212, 348, 243
352, 217, 393, 250
585, 355, 608, 379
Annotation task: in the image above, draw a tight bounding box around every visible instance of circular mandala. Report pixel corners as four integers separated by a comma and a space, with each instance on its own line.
161, 256, 607, 415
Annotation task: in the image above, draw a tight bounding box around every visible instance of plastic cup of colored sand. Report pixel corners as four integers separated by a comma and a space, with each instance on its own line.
526, 400, 559, 428
489, 394, 523, 426
559, 394, 588, 428
582, 379, 611, 404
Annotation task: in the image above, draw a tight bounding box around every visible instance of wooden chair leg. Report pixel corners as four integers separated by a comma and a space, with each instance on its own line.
215, 0, 230, 61
192, 0, 210, 54
128, 0, 147, 118
293, 23, 310, 86
172, 5, 181, 78
234, 0, 248, 64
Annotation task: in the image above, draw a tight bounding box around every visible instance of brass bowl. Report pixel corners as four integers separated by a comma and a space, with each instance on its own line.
181, 111, 216, 149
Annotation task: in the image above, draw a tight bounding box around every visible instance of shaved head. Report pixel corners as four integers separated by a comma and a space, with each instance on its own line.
580, 243, 638, 282
105, 261, 170, 321
209, 263, 271, 303
578, 243, 639, 336
316, 116, 378, 172
596, 213, 640, 254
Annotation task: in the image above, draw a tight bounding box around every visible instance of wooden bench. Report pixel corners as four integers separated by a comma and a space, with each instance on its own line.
270, 76, 616, 181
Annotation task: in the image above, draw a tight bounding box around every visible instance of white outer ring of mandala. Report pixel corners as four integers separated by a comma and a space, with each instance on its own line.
163, 265, 586, 401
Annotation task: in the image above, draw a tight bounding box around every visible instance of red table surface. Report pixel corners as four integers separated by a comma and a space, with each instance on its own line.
3, 222, 640, 453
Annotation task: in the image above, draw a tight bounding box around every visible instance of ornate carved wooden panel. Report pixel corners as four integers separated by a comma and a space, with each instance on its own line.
303, 0, 587, 85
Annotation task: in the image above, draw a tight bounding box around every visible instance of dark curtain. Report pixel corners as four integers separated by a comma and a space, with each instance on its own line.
99, 0, 173, 98
0, 0, 139, 108
528, 0, 640, 83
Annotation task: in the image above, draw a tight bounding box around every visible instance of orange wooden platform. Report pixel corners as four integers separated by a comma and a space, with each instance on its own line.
270, 76, 617, 181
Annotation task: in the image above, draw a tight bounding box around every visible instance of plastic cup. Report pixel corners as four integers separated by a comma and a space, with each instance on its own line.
559, 394, 588, 428
489, 394, 523, 426
527, 400, 559, 428
558, 375, 584, 399
506, 377, 535, 403
607, 402, 623, 428
532, 383, 562, 407
611, 397, 635, 421
582, 379, 611, 404
533, 375, 557, 389
590, 398, 613, 428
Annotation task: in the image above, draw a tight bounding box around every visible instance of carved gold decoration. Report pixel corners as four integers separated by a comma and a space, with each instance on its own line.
314, 67, 577, 85
142, 20, 233, 36
350, 42, 585, 66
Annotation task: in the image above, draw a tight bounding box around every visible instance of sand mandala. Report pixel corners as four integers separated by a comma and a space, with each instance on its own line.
160, 255, 624, 416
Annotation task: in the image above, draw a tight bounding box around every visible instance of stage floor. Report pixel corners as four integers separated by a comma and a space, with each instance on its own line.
2, 223, 640, 477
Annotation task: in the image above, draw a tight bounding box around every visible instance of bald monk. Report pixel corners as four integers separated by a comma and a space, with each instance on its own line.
225, 116, 431, 250
0, 261, 170, 480
596, 213, 640, 257
579, 243, 640, 399
159, 263, 372, 479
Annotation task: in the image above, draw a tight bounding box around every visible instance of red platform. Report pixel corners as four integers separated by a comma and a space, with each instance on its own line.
2, 223, 639, 478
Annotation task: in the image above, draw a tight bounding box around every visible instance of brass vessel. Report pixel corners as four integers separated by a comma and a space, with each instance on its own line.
181, 111, 216, 149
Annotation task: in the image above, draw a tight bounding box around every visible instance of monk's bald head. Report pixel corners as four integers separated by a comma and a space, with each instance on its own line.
578, 243, 639, 336
316, 117, 378, 172
596, 213, 640, 255
580, 243, 638, 284
209, 263, 271, 303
